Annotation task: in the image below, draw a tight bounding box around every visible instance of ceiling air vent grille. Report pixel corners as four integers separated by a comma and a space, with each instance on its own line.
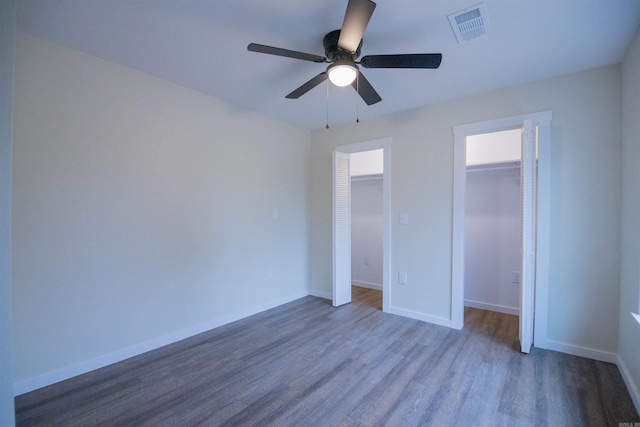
448, 3, 489, 43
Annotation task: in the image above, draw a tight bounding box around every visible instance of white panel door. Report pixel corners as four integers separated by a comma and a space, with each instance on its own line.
333, 150, 352, 307
520, 120, 537, 353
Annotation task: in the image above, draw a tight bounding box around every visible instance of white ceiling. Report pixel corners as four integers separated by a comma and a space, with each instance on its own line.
17, 0, 640, 130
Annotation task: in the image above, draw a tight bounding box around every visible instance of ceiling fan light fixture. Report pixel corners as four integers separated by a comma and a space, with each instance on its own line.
327, 61, 357, 87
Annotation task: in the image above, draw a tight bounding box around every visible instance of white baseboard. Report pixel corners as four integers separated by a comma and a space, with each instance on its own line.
542, 339, 618, 364
352, 281, 382, 291
464, 299, 519, 316
617, 355, 640, 415
308, 289, 332, 300
13, 290, 309, 396
386, 305, 452, 328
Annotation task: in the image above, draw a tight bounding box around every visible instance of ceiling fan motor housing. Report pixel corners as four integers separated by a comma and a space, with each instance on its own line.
323, 29, 362, 61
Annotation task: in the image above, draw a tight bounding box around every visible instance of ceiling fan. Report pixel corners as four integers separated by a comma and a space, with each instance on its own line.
247, 0, 442, 106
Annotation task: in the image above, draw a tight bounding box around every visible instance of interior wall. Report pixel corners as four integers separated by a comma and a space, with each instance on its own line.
351, 176, 383, 289
0, 0, 16, 423
12, 33, 311, 391
466, 129, 521, 166
310, 64, 622, 355
619, 28, 640, 410
464, 165, 521, 315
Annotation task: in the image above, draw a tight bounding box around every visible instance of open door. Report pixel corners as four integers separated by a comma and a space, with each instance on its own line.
520, 120, 536, 353
333, 150, 351, 306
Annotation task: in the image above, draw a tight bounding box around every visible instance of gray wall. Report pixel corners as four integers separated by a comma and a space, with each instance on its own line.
351, 176, 383, 288
12, 34, 311, 392
464, 165, 521, 315
1, 1, 16, 424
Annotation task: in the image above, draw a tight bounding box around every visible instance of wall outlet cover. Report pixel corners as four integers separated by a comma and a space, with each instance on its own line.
399, 212, 408, 225
398, 272, 408, 285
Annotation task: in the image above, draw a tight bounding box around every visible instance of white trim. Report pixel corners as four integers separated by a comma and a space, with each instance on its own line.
13, 290, 309, 396
382, 144, 392, 314
533, 120, 552, 349
352, 281, 383, 291
464, 299, 519, 316
451, 127, 466, 330
544, 339, 618, 364
519, 119, 536, 354
451, 111, 553, 344
335, 137, 391, 154
453, 111, 553, 137
387, 305, 452, 328
617, 354, 640, 415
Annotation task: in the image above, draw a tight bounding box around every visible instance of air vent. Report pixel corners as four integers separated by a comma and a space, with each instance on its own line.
448, 3, 489, 43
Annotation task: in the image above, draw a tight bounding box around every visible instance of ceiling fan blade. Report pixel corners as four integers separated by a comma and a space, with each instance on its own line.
351, 71, 381, 105
360, 53, 443, 69
248, 43, 327, 63
286, 72, 328, 99
338, 0, 376, 54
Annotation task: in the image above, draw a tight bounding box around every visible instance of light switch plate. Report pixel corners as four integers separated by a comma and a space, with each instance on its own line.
399, 212, 408, 225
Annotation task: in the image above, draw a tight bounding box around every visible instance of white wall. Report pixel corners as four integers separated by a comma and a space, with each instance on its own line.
619, 28, 640, 411
466, 129, 521, 166
350, 149, 383, 176
1, 1, 16, 424
464, 165, 521, 315
12, 33, 311, 392
310, 64, 622, 356
351, 176, 383, 289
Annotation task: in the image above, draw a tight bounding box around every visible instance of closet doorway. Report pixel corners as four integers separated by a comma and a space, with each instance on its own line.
333, 138, 392, 312
351, 150, 384, 310
452, 111, 552, 353
464, 129, 522, 317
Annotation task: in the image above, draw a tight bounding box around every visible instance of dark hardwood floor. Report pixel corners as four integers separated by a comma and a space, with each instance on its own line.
16, 287, 639, 426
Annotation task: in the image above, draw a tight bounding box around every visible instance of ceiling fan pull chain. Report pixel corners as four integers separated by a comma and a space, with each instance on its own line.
326, 79, 330, 129
356, 72, 360, 123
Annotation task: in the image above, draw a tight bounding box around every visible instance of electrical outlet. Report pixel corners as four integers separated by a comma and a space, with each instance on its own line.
267, 268, 274, 279
399, 212, 408, 225
364, 256, 370, 265
398, 272, 408, 285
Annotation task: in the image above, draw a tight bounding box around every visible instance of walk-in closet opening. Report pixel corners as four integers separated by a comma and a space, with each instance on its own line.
453, 112, 552, 354
350, 149, 384, 310
333, 138, 391, 312
464, 129, 522, 318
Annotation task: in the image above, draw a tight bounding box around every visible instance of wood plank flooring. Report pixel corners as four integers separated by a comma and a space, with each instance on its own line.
15, 287, 639, 426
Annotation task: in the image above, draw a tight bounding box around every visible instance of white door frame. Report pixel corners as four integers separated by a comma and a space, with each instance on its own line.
333, 137, 392, 312
520, 119, 536, 353
451, 111, 552, 349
